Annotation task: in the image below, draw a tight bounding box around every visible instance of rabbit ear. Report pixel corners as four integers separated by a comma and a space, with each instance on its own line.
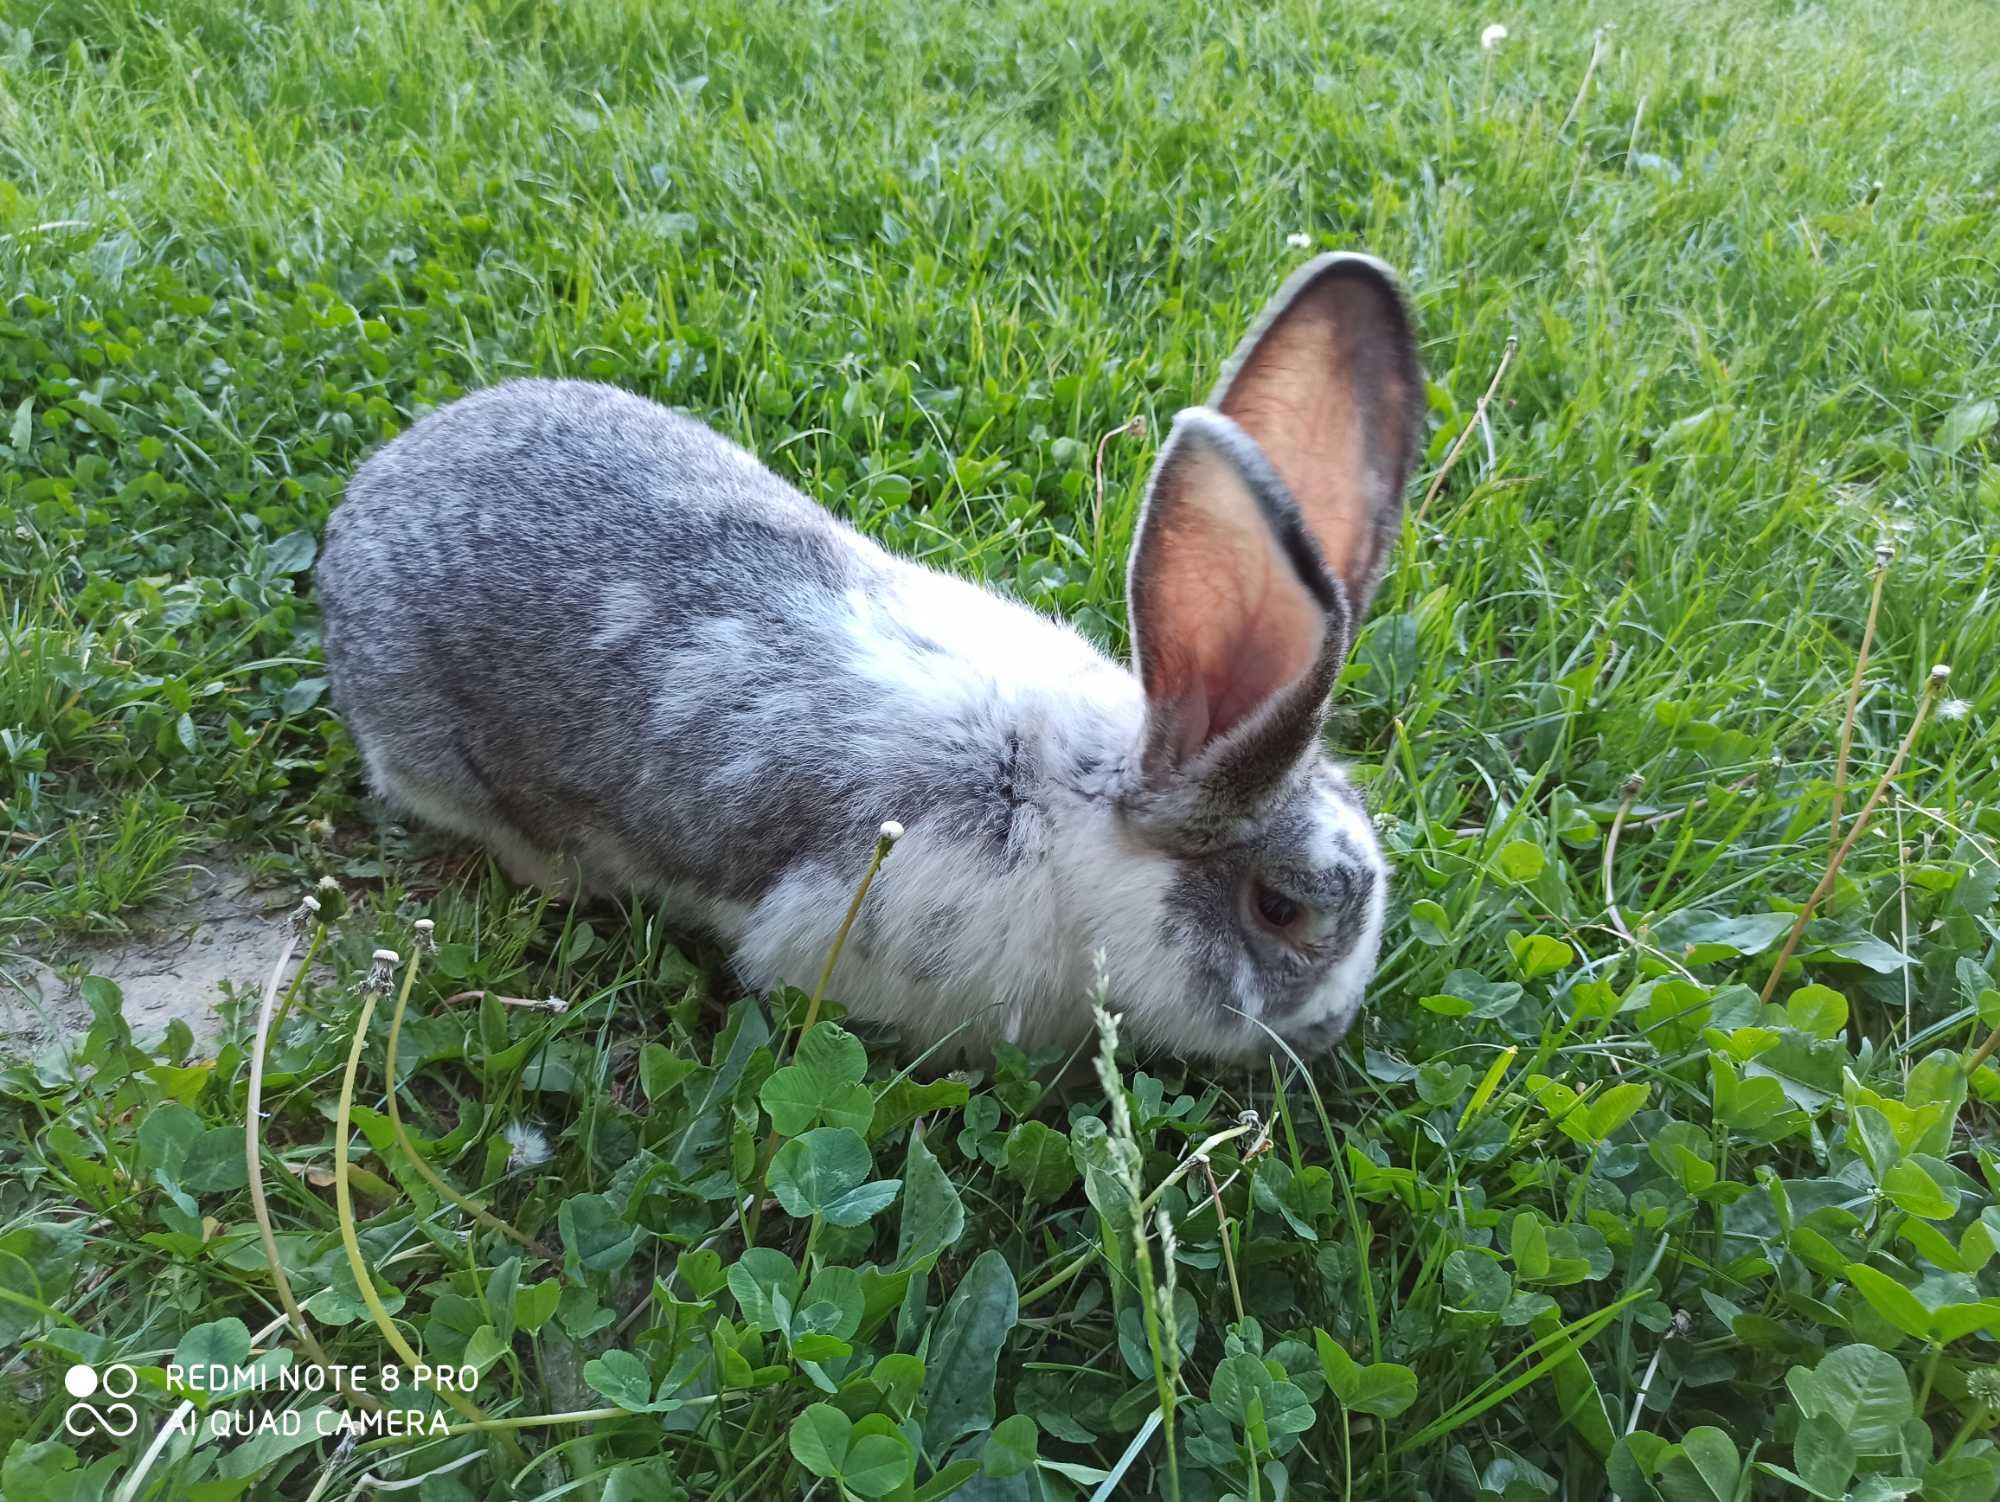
1126, 408, 1345, 801
1208, 253, 1423, 620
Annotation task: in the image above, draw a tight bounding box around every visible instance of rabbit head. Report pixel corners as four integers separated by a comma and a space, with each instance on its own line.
1099, 254, 1422, 1057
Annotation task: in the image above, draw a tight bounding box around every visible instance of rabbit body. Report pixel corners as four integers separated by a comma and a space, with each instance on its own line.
320, 256, 1422, 1058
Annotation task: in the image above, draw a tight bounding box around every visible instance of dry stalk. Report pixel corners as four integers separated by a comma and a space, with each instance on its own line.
1830, 538, 1895, 843
1760, 666, 1948, 1005
1415, 336, 1519, 529
334, 947, 525, 1463
385, 922, 562, 1265
1604, 775, 1644, 946
1090, 413, 1147, 554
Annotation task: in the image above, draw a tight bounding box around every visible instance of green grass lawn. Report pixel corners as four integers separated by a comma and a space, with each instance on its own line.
4, 0, 2000, 1496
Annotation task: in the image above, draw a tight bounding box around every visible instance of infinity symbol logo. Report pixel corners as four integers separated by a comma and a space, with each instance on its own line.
62, 1363, 141, 1439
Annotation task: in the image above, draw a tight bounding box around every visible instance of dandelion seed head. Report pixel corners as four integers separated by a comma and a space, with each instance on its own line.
1480, 22, 1508, 49
1285, 231, 1312, 250
879, 820, 905, 844
502, 1120, 553, 1171
1939, 698, 1972, 722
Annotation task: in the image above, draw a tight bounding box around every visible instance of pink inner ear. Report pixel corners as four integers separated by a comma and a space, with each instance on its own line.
1138, 444, 1329, 763
1216, 278, 1414, 606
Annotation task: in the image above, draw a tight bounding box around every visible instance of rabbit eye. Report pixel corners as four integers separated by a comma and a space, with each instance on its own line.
1252, 882, 1305, 932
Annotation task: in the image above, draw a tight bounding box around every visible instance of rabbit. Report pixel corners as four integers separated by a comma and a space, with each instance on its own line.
317, 253, 1423, 1060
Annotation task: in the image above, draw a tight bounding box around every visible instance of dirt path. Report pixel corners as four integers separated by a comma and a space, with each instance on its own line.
0, 857, 291, 1057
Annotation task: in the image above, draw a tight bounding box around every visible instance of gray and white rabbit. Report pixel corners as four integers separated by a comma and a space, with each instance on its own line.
317, 253, 1423, 1059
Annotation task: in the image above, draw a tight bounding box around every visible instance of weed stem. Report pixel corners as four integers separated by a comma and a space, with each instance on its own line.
1415, 335, 1518, 528
1830, 539, 1894, 844
1759, 665, 1945, 1005
245, 897, 375, 1403
335, 945, 525, 1463
384, 927, 562, 1265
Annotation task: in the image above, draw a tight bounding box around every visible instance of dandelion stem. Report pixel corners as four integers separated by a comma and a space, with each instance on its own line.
796, 822, 901, 1046
384, 931, 561, 1265
1559, 28, 1609, 134
1830, 540, 1893, 845
1091, 414, 1146, 558
1415, 336, 1518, 528
1759, 666, 1947, 1005
1604, 774, 1643, 947
335, 947, 525, 1464
745, 822, 903, 1248
244, 900, 375, 1403
1199, 1157, 1245, 1323
1964, 1024, 2000, 1079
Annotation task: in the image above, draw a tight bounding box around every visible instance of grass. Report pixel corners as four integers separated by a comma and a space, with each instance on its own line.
2, 0, 1999, 1497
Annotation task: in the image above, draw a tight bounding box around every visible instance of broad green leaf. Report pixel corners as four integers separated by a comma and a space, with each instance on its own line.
761, 1023, 874, 1135
1584, 1082, 1650, 1142
265, 529, 317, 575
728, 1247, 800, 1333
560, 1193, 642, 1280
514, 1279, 562, 1333
638, 1043, 696, 1102
1903, 1051, 1969, 1157
982, 1414, 1040, 1477
1002, 1120, 1078, 1202
1880, 1158, 1957, 1220
1442, 1249, 1511, 1316
797, 1265, 866, 1341
769, 1128, 900, 1226
789, 1403, 851, 1480
1741, 1030, 1845, 1111
1427, 970, 1523, 1019
843, 1428, 916, 1498
1497, 841, 1545, 882
1785, 1344, 1914, 1455
870, 1076, 970, 1142
1530, 1308, 1616, 1459
1785, 984, 1849, 1040
1938, 396, 1996, 455
1508, 931, 1574, 980
1656, 1426, 1740, 1502
1776, 1411, 1855, 1498
1512, 1213, 1551, 1280
1409, 898, 1452, 945
893, 1128, 965, 1273
912, 1460, 982, 1501
1315, 1331, 1417, 1419
171, 1318, 251, 1382
1652, 908, 1796, 961
920, 1248, 1018, 1449
138, 1102, 202, 1176
582, 1349, 679, 1413
676, 1248, 727, 1300
1844, 1264, 1933, 1342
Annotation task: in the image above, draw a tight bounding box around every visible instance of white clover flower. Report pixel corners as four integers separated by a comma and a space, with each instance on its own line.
1286, 231, 1312, 250
1481, 22, 1508, 49
502, 1121, 553, 1171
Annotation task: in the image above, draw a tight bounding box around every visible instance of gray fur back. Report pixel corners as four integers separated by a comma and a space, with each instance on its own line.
318, 379, 1124, 925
